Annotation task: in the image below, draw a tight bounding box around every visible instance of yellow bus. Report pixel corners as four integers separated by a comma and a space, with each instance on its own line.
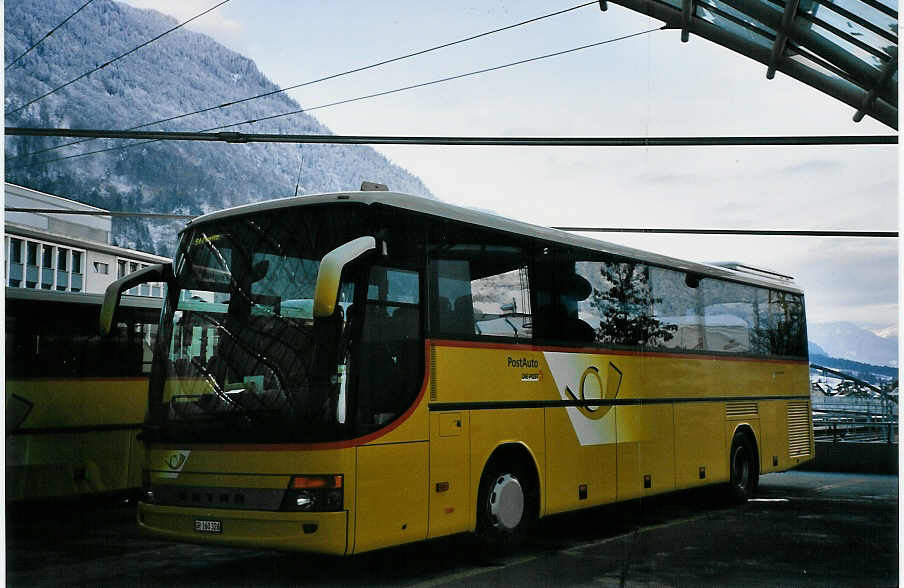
101, 190, 813, 554
6, 288, 160, 502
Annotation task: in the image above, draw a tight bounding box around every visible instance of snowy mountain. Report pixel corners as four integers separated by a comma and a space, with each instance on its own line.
808, 322, 898, 367
4, 0, 434, 256
809, 353, 898, 386
870, 325, 898, 339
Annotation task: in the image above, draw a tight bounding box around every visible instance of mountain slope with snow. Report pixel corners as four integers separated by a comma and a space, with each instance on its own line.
5, 0, 434, 255
808, 322, 898, 367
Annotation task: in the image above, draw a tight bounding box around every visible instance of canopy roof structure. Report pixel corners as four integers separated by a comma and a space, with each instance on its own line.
606, 0, 898, 128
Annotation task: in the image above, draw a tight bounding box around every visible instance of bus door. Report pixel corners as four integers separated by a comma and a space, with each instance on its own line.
352, 264, 429, 552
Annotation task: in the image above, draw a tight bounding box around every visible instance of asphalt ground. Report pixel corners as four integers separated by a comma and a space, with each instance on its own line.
5, 470, 898, 587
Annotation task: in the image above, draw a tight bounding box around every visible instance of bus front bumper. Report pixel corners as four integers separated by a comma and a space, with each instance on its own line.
137, 501, 348, 555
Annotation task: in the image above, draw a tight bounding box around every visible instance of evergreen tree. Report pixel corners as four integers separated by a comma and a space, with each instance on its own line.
591, 261, 677, 346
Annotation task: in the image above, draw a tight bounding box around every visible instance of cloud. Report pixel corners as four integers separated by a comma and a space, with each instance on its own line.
779, 159, 845, 175
118, 0, 244, 50
634, 172, 702, 185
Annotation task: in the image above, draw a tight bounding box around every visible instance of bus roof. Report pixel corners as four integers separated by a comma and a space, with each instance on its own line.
185, 191, 803, 295
5, 287, 163, 310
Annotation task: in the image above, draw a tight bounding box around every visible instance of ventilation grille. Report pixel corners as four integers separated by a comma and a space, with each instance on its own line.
725, 401, 759, 419
787, 400, 812, 458
430, 345, 438, 401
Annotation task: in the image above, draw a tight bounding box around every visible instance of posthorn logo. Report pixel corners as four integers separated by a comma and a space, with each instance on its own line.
161, 450, 191, 477
167, 453, 187, 470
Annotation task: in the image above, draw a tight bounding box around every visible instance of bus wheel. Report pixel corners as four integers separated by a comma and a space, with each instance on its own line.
728, 431, 758, 503
476, 460, 536, 552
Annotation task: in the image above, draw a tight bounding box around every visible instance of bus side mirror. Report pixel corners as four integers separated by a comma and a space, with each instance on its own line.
100, 263, 174, 335
313, 236, 383, 318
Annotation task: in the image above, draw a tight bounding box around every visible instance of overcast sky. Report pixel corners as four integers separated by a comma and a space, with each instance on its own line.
120, 0, 899, 330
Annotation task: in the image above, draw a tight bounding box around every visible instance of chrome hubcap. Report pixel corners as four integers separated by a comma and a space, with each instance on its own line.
489, 473, 524, 531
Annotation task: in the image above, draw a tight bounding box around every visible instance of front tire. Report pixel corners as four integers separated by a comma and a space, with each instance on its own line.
728, 431, 759, 502
476, 460, 537, 553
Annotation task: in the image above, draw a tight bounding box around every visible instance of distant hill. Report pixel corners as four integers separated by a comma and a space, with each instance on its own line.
5, 0, 434, 256
809, 353, 898, 386
808, 340, 827, 356
808, 322, 898, 367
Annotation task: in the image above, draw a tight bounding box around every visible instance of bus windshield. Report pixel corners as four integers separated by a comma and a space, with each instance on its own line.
147, 205, 367, 443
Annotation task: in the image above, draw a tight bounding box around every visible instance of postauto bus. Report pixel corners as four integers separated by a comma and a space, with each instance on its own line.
100, 189, 813, 554
7, 288, 160, 502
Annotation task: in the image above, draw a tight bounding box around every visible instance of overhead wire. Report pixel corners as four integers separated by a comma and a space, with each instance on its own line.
6, 128, 896, 146
9, 1, 600, 162
207, 27, 667, 130
553, 227, 899, 237
9, 25, 666, 170
5, 0, 97, 71
5, 0, 232, 116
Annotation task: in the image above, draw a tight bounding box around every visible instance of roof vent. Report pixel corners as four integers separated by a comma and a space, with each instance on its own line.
709, 261, 794, 282
360, 181, 388, 192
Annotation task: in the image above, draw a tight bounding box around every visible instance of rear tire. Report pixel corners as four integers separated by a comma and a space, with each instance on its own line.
728, 431, 759, 503
476, 458, 537, 553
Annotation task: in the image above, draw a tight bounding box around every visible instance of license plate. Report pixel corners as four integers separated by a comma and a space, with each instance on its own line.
194, 519, 222, 534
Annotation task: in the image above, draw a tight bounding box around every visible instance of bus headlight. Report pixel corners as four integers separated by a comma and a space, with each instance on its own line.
280, 475, 344, 512
295, 491, 316, 511
141, 469, 154, 503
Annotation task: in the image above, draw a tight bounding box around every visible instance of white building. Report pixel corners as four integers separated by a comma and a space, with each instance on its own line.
4, 183, 171, 296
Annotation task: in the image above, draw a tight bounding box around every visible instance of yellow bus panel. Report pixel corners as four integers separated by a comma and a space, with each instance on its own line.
138, 504, 349, 554
428, 410, 471, 538
353, 441, 428, 553
6, 378, 147, 500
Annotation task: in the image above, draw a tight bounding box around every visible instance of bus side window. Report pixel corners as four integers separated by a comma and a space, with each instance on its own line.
537, 253, 660, 348
649, 266, 704, 351
539, 258, 596, 344
767, 291, 806, 357
698, 279, 757, 354
433, 259, 475, 335
429, 246, 532, 341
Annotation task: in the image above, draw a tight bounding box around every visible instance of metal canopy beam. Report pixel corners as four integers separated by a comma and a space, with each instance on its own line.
799, 9, 894, 61
719, 0, 896, 105
854, 54, 898, 122
767, 0, 800, 79
682, 0, 695, 42
855, 0, 897, 20
813, 0, 898, 45
607, 0, 897, 128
